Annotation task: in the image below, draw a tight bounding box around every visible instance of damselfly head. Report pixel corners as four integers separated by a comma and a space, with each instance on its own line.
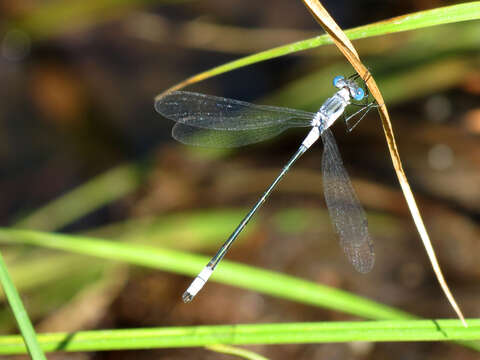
333, 75, 366, 102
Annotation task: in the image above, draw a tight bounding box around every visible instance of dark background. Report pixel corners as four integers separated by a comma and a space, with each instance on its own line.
1, 0, 480, 359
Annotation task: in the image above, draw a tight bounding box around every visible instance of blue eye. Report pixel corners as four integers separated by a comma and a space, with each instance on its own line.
353, 87, 365, 101
333, 75, 344, 88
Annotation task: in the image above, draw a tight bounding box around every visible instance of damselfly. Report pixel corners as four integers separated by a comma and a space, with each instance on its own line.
155, 75, 377, 302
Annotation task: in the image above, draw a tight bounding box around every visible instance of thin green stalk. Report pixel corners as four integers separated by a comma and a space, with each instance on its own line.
158, 1, 480, 93
205, 344, 269, 360
0, 320, 479, 354
0, 252, 46, 359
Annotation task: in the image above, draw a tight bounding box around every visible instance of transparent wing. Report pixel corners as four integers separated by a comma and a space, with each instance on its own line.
172, 122, 289, 148
321, 128, 375, 273
155, 91, 314, 130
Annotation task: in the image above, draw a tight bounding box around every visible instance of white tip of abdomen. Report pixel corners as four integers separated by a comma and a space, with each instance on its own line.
182, 266, 213, 303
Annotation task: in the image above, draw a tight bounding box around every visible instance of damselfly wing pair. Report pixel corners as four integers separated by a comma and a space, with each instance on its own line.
155, 75, 377, 302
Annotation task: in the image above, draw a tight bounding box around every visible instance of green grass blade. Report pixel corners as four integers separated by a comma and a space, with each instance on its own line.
157, 1, 480, 93
0, 228, 408, 320
0, 320, 479, 354
349, 2, 480, 36
1, 231, 479, 351
0, 252, 47, 359
14, 163, 142, 231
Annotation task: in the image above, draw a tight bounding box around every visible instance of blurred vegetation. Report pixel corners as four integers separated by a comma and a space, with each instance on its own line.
0, 0, 480, 359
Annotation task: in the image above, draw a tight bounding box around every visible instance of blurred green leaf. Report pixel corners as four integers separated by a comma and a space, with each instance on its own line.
89, 209, 257, 250
0, 228, 410, 320
14, 163, 142, 232
12, 0, 191, 39
0, 254, 104, 301
0, 257, 109, 334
